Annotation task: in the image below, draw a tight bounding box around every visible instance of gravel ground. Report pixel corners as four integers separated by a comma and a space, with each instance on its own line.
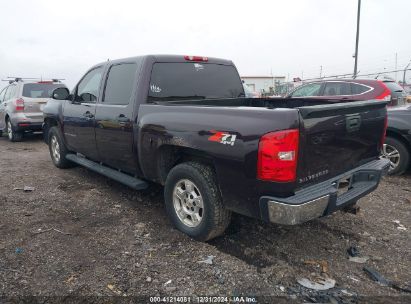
0, 134, 410, 303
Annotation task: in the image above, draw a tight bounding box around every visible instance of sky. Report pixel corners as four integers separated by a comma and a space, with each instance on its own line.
0, 0, 410, 90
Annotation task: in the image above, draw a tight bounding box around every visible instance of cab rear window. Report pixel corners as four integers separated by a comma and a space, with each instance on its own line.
22, 83, 64, 98
147, 63, 244, 102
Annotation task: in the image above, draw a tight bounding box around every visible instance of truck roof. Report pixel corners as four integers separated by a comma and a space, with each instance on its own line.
93, 54, 234, 68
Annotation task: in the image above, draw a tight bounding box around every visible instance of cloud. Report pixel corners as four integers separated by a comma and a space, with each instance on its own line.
1, 0, 410, 90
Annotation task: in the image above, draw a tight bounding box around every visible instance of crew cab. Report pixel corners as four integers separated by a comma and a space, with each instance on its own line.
43, 55, 390, 241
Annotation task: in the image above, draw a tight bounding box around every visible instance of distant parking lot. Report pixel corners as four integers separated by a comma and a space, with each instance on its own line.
0, 135, 410, 302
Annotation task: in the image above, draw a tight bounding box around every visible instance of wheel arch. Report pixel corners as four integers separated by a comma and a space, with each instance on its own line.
386, 129, 411, 153
156, 145, 217, 185
43, 117, 59, 144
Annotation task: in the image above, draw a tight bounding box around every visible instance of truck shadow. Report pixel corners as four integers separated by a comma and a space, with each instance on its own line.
209, 212, 360, 270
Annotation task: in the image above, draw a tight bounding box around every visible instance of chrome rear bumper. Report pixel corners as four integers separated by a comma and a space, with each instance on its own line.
260, 158, 390, 225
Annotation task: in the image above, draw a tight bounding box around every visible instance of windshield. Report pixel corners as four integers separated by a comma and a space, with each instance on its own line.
23, 83, 65, 98
148, 62, 245, 102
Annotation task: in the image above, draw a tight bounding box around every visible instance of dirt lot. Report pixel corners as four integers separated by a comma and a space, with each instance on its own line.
0, 134, 410, 303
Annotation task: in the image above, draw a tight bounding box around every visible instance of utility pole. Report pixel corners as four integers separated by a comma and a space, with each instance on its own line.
403, 60, 411, 86
395, 53, 398, 81
319, 65, 323, 78
353, 0, 361, 78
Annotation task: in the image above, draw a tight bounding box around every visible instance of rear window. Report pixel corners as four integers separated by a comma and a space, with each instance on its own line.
22, 83, 64, 98
147, 63, 244, 102
383, 82, 405, 95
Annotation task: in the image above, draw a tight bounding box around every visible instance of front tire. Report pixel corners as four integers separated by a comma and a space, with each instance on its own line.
382, 137, 410, 175
164, 162, 231, 241
6, 119, 23, 142
48, 126, 75, 169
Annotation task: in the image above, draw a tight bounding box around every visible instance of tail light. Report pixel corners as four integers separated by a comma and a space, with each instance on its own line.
15, 98, 25, 111
184, 55, 208, 62
257, 129, 299, 182
380, 114, 388, 149
376, 82, 391, 102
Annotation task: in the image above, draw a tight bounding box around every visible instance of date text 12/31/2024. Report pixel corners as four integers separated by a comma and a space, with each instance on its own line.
149, 296, 257, 303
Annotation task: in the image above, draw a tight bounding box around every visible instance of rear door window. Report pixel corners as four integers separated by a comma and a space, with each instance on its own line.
23, 83, 64, 98
148, 63, 244, 101
323, 82, 351, 96
290, 83, 322, 97
103, 63, 137, 105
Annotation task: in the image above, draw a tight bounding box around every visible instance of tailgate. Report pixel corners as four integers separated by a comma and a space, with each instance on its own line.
296, 100, 386, 188
23, 97, 49, 119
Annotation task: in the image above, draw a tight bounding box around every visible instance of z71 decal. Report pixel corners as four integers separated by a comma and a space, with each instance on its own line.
208, 130, 237, 146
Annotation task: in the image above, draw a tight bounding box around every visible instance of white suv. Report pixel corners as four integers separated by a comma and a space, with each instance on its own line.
0, 78, 66, 141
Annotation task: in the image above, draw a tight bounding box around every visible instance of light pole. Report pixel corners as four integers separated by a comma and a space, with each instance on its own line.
403, 60, 411, 86
353, 0, 361, 78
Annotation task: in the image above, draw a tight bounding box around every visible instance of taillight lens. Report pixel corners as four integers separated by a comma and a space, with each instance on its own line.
380, 114, 388, 149
257, 129, 299, 182
376, 82, 391, 102
184, 55, 208, 62
15, 98, 25, 111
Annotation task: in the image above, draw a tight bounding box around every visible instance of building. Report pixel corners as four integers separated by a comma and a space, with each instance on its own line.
241, 76, 286, 95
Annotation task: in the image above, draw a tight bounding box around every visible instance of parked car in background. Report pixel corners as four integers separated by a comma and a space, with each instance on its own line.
243, 83, 260, 98
383, 104, 411, 175
0, 78, 66, 141
286, 79, 407, 106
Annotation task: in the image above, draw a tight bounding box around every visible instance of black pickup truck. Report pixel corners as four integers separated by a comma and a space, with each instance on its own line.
43, 55, 390, 241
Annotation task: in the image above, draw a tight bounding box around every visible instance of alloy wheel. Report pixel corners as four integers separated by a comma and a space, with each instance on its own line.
382, 143, 400, 172
7, 120, 12, 140
50, 135, 61, 163
173, 179, 204, 227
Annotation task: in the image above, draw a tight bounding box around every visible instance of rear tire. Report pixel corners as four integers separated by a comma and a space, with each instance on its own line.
48, 126, 75, 169
164, 162, 231, 241
6, 119, 23, 142
383, 137, 410, 175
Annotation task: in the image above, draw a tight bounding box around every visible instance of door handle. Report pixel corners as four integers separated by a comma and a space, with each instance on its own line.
83, 111, 94, 119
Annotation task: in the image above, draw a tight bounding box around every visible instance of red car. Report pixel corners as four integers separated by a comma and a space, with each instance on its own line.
286, 79, 407, 106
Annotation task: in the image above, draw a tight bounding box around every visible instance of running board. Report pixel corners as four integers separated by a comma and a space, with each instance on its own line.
66, 154, 148, 190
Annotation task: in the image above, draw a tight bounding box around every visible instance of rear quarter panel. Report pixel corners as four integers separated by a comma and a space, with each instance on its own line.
137, 104, 300, 218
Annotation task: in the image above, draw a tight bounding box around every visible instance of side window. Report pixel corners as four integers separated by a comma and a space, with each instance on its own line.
291, 83, 322, 97
4, 85, 16, 101
323, 82, 351, 96
76, 67, 103, 102
103, 63, 137, 105
351, 83, 371, 95
0, 86, 8, 102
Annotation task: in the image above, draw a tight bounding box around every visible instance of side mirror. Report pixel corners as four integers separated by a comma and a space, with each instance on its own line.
52, 87, 70, 100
